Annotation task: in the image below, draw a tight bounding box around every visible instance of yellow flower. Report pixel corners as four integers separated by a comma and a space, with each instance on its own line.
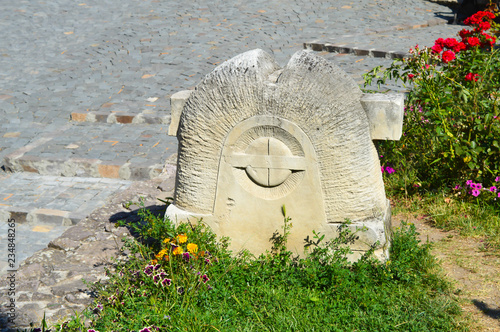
155, 248, 169, 260
172, 246, 184, 255
163, 238, 171, 244
177, 234, 187, 244
187, 243, 198, 254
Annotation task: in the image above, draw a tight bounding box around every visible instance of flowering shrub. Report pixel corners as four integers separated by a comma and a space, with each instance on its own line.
453, 176, 500, 205
365, 10, 500, 196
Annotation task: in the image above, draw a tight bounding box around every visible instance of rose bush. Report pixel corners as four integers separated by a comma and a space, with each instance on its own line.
365, 10, 500, 203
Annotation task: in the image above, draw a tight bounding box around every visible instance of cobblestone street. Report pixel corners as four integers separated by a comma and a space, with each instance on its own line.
0, 0, 467, 329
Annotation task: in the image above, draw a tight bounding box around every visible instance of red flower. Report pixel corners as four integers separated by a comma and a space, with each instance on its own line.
434, 38, 445, 46
459, 29, 472, 39
464, 11, 496, 26
466, 36, 481, 47
480, 32, 496, 47
441, 50, 456, 63
431, 43, 443, 54
465, 73, 480, 82
478, 21, 491, 31
453, 42, 467, 53
483, 11, 496, 20
464, 16, 478, 25
443, 38, 459, 49
408, 74, 415, 80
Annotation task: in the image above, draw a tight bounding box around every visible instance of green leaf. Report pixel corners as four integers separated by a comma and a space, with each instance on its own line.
429, 158, 442, 165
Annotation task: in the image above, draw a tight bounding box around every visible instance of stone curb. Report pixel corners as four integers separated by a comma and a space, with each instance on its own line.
3, 154, 164, 181
304, 42, 410, 59
0, 207, 85, 226
70, 111, 171, 125
304, 17, 449, 58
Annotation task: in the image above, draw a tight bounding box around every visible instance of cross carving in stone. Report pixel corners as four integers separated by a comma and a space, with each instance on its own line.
228, 137, 306, 187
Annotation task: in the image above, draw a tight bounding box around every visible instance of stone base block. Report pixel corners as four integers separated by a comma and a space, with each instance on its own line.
166, 200, 391, 262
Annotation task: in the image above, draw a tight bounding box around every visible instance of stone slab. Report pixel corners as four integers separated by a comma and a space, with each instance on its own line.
167, 49, 395, 260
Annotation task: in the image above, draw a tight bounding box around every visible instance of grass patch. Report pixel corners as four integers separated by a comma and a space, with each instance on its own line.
37, 208, 467, 332
389, 190, 500, 252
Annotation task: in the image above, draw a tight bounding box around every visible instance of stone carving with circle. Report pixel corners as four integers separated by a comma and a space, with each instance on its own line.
222, 120, 307, 200
166, 49, 400, 261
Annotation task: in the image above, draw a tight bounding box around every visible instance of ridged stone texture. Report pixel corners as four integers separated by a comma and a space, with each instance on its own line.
168, 49, 391, 260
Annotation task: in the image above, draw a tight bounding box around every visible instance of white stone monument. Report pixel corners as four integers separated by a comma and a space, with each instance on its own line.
166, 49, 403, 261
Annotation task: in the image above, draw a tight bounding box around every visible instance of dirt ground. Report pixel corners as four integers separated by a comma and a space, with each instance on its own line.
392, 213, 500, 331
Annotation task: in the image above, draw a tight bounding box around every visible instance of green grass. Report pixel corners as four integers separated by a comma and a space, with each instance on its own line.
36, 208, 467, 332
385, 174, 500, 252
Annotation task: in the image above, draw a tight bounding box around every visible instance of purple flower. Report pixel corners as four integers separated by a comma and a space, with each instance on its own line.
177, 287, 184, 295
161, 278, 172, 287
207, 284, 213, 290
381, 166, 385, 173
490, 186, 497, 192
205, 258, 211, 265
153, 274, 161, 284
471, 189, 481, 197
454, 185, 462, 190
159, 271, 168, 279
495, 176, 500, 182
476, 183, 483, 190
140, 327, 160, 332
385, 166, 395, 174
182, 252, 191, 262
92, 303, 103, 314
201, 274, 210, 283
143, 265, 154, 276
153, 264, 161, 271
466, 180, 473, 186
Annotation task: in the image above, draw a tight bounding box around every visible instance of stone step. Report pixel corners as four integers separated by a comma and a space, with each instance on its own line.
0, 172, 134, 276
2, 122, 178, 180
304, 23, 465, 59
0, 222, 69, 276
0, 172, 132, 225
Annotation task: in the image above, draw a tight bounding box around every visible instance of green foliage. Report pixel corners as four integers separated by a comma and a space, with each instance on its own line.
364, 10, 500, 199
44, 210, 465, 332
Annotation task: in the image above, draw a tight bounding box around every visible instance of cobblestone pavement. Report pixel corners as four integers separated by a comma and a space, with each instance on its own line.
0, 0, 469, 329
